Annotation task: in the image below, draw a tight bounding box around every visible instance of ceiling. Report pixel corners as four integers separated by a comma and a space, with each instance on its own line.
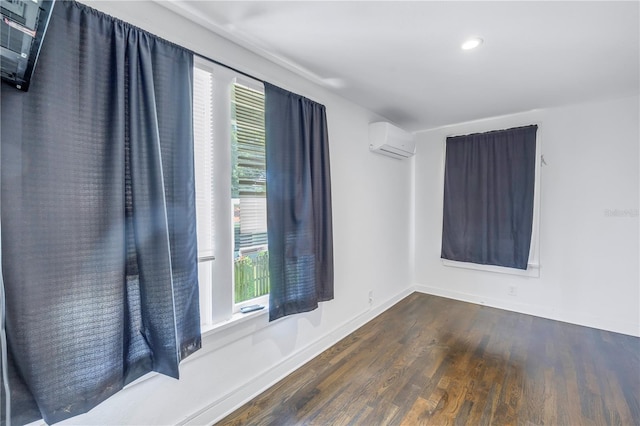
163, 1, 639, 131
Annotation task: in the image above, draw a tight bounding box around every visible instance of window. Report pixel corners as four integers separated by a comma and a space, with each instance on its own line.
231, 83, 269, 304
441, 125, 540, 276
193, 57, 268, 327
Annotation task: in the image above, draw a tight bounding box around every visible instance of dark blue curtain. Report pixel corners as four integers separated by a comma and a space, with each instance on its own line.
0, 2, 200, 424
441, 125, 537, 270
265, 83, 334, 322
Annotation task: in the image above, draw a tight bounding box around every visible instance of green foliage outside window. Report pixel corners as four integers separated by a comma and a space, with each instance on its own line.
234, 251, 270, 303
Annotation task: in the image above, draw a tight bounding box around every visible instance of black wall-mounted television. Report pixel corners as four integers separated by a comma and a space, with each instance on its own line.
1, 0, 55, 91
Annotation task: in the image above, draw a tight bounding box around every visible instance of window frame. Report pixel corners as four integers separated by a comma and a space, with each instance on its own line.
230, 78, 269, 311
440, 122, 542, 278
193, 56, 269, 329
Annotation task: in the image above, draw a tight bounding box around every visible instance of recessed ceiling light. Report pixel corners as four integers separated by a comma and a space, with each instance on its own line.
461, 37, 483, 50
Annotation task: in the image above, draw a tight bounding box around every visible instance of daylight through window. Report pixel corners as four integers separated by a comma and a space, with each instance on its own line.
231, 83, 269, 304
193, 58, 268, 327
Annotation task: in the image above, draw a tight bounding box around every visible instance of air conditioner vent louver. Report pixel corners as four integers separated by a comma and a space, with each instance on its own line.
0, 0, 55, 91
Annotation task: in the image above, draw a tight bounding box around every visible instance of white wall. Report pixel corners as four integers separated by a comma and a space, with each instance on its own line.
52, 2, 414, 425
414, 95, 640, 337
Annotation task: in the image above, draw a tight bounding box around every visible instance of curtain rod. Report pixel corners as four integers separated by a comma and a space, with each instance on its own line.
193, 50, 326, 107
75, 2, 267, 86
194, 52, 266, 85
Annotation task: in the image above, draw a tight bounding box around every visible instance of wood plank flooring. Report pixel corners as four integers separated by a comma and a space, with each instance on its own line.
217, 293, 640, 425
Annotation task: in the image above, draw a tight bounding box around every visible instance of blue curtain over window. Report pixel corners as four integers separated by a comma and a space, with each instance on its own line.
0, 2, 200, 424
441, 125, 537, 270
264, 83, 334, 321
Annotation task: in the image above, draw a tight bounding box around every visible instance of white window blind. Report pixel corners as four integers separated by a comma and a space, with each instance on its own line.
239, 198, 267, 234
232, 83, 267, 248
193, 66, 215, 260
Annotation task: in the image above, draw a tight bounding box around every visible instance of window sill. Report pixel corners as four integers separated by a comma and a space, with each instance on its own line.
442, 259, 540, 278
201, 305, 268, 336
190, 305, 271, 361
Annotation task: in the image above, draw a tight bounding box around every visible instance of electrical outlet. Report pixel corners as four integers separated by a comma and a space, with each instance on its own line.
508, 285, 517, 296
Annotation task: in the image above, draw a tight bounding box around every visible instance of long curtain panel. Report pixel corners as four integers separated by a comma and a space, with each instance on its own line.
441, 125, 538, 270
264, 83, 334, 322
0, 2, 200, 424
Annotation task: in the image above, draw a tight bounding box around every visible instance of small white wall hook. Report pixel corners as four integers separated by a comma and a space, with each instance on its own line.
541, 154, 547, 166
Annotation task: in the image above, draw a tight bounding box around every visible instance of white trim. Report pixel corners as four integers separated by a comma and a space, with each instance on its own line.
156, 0, 334, 90
194, 57, 270, 328
441, 259, 540, 278
414, 284, 640, 337
182, 282, 639, 426
179, 287, 414, 426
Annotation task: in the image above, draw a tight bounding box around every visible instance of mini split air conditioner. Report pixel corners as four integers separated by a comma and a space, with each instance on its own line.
368, 122, 415, 160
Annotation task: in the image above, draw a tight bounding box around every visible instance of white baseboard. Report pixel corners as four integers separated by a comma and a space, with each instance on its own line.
181, 283, 637, 425
413, 284, 640, 337
181, 287, 414, 425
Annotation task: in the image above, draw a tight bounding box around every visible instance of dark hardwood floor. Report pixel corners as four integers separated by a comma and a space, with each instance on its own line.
217, 293, 640, 425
